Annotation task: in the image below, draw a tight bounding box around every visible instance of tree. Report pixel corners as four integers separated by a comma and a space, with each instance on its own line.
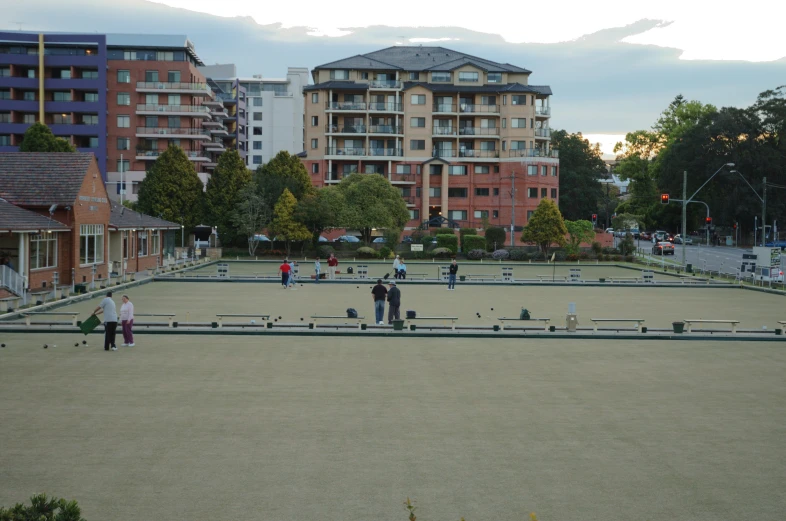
204, 150, 252, 247
231, 185, 271, 256
551, 130, 607, 221
564, 220, 595, 255
484, 226, 506, 251
521, 198, 567, 255
270, 188, 311, 255
336, 173, 409, 244
136, 145, 204, 231
19, 122, 76, 152
255, 151, 313, 200
294, 187, 344, 246
0, 493, 86, 521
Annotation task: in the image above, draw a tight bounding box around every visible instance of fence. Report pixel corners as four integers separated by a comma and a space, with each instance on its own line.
0, 264, 24, 297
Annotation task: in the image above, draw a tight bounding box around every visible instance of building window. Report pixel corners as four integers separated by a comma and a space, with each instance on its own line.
475, 188, 490, 196
409, 209, 420, 220
145, 93, 158, 105
81, 70, 98, 79
59, 69, 71, 79
551, 166, 557, 177
88, 137, 99, 148
23, 91, 36, 101
311, 138, 318, 149
360, 72, 369, 80
528, 187, 538, 198
168, 94, 180, 105
511, 141, 526, 150
396, 165, 411, 174
311, 116, 318, 126
494, 165, 500, 173
145, 70, 159, 82
330, 70, 349, 80
411, 94, 426, 105
527, 210, 534, 220
138, 231, 148, 257
85, 92, 99, 102
53, 91, 72, 101
409, 72, 420, 81
541, 165, 548, 176
512, 118, 526, 128
551, 188, 557, 198
253, 113, 263, 121
150, 231, 160, 255
449, 165, 467, 175
342, 164, 358, 174
488, 73, 502, 83
253, 141, 262, 150
30, 233, 58, 270
432, 72, 451, 82
410, 140, 425, 150
308, 92, 318, 104
253, 127, 262, 135
253, 155, 263, 164
253, 97, 263, 106
117, 115, 130, 128
493, 188, 499, 196
480, 142, 496, 151
168, 116, 180, 128
0, 90, 9, 100
541, 187, 548, 198
429, 165, 443, 175
117, 70, 130, 83
475, 165, 489, 174
168, 71, 181, 82
493, 210, 499, 218
429, 187, 441, 197
448, 188, 467, 198
449, 210, 467, 220
0, 68, 9, 77
117, 137, 130, 150
527, 165, 537, 176
79, 224, 104, 265
512, 95, 526, 105
24, 114, 37, 124
312, 163, 319, 174
117, 159, 130, 172
144, 116, 158, 128
410, 117, 425, 128
82, 114, 98, 125
459, 71, 479, 82
474, 210, 489, 219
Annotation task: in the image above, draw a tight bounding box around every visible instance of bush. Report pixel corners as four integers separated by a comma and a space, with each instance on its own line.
619, 234, 635, 256
602, 246, 620, 255
566, 253, 578, 262
467, 249, 486, 260
431, 247, 453, 258
485, 227, 507, 251
420, 235, 435, 246
459, 227, 476, 250
492, 249, 510, 260
531, 251, 546, 261
316, 245, 335, 258
625, 255, 634, 263
554, 250, 567, 262
591, 241, 603, 256
579, 251, 590, 260
436, 234, 458, 253
356, 246, 378, 259
613, 255, 623, 262
383, 228, 402, 249
379, 246, 392, 259
509, 249, 530, 261
462, 234, 485, 252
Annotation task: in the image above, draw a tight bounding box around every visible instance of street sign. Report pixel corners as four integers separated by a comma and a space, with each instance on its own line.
411, 244, 423, 252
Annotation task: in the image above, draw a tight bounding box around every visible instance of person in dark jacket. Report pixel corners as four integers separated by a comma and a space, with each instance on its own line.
386, 280, 401, 324
447, 259, 458, 290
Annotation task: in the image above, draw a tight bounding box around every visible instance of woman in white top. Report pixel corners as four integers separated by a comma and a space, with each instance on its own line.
392, 255, 401, 279
120, 295, 135, 347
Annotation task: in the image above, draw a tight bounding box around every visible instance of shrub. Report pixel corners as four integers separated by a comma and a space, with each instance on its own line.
579, 251, 590, 260
531, 251, 546, 261
554, 250, 567, 262
436, 234, 458, 253
356, 246, 378, 258
379, 246, 392, 259
625, 255, 634, 263
420, 235, 435, 246
485, 227, 507, 251
492, 249, 510, 260
618, 234, 635, 256
383, 228, 402, 248
602, 246, 620, 255
566, 253, 578, 262
431, 247, 453, 258
316, 245, 335, 258
462, 234, 484, 253
459, 227, 476, 250
591, 241, 603, 256
613, 255, 623, 262
467, 249, 486, 260
509, 249, 530, 261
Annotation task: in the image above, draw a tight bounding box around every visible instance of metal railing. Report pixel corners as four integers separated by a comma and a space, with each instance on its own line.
135, 127, 211, 136
326, 101, 367, 110
432, 149, 456, 158
136, 104, 211, 114
536, 106, 551, 116
459, 104, 500, 113
534, 128, 551, 138
368, 148, 403, 157
0, 264, 24, 297
458, 127, 499, 136
432, 127, 457, 135
325, 125, 367, 133
433, 104, 457, 113
136, 149, 205, 159
507, 148, 559, 158
458, 149, 499, 158
368, 102, 403, 111
368, 80, 402, 89
136, 82, 213, 94
368, 125, 402, 134
326, 147, 366, 156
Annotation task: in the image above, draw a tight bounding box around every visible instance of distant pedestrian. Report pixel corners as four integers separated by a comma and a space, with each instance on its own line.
393, 255, 401, 279
92, 291, 118, 351
371, 279, 387, 325
288, 260, 297, 289
314, 257, 321, 284
386, 280, 401, 324
327, 254, 338, 280
398, 258, 407, 280
278, 258, 291, 288
448, 259, 458, 290
120, 294, 135, 347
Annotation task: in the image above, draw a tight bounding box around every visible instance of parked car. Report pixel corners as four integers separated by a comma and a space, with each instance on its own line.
318, 235, 329, 242
401, 235, 414, 244
372, 237, 387, 243
251, 234, 270, 242
673, 234, 693, 245
605, 227, 614, 234
652, 241, 675, 255
639, 231, 652, 241
653, 230, 668, 243
336, 235, 361, 243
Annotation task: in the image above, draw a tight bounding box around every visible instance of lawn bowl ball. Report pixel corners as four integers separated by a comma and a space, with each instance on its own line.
43, 344, 48, 349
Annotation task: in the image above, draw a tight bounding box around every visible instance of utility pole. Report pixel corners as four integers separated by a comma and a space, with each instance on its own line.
762, 177, 767, 246
510, 173, 515, 248
119, 153, 124, 206
682, 170, 687, 268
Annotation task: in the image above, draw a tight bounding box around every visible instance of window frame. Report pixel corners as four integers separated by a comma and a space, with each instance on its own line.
117, 115, 130, 128
311, 92, 318, 103
458, 71, 479, 82
117, 70, 130, 83
410, 117, 426, 128
410, 139, 425, 150
79, 224, 104, 266
474, 187, 490, 196
29, 233, 58, 270
411, 94, 426, 105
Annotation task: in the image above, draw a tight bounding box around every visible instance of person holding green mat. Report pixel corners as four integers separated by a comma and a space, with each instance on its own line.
92, 291, 118, 351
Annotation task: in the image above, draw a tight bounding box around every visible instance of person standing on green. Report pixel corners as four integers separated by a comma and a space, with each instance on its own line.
448, 259, 458, 290
314, 257, 321, 284
92, 291, 118, 351
386, 280, 401, 324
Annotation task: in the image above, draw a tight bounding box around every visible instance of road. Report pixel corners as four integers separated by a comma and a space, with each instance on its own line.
617, 236, 749, 275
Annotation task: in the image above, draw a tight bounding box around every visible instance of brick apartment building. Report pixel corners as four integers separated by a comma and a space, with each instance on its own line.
302, 47, 558, 242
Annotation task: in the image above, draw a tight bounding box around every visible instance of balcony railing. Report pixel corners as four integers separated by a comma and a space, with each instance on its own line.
326, 101, 367, 111
459, 104, 500, 113
432, 127, 457, 136
136, 149, 206, 159
432, 149, 456, 158
433, 104, 457, 113
368, 80, 402, 89
368, 125, 402, 134
326, 124, 366, 134
507, 148, 559, 158
136, 104, 211, 114
136, 82, 213, 95
135, 127, 211, 137
458, 127, 499, 136
458, 149, 499, 158
368, 102, 403, 112
535, 128, 551, 138
536, 106, 551, 116
368, 147, 403, 157
326, 147, 366, 156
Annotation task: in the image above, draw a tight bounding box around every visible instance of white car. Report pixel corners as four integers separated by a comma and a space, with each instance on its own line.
336, 235, 361, 243
605, 228, 614, 234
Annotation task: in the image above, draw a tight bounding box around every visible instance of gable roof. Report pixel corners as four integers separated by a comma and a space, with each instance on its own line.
0, 199, 69, 233
0, 153, 96, 207
314, 46, 531, 74
404, 82, 553, 95
109, 203, 181, 230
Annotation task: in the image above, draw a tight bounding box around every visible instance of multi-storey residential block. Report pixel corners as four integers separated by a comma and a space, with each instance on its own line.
200, 64, 308, 169
0, 32, 107, 173
302, 47, 557, 240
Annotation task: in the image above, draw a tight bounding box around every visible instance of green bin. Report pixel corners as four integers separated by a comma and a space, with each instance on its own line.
392, 319, 405, 331
672, 321, 685, 334
459, 275, 466, 282
79, 315, 101, 335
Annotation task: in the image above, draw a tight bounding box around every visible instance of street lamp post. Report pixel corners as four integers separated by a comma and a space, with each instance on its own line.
181, 224, 184, 248
730, 169, 766, 246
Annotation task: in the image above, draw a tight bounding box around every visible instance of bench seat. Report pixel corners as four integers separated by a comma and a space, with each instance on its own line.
23, 311, 79, 327
309, 315, 365, 329
135, 313, 176, 327
497, 317, 551, 331
590, 318, 645, 333
215, 314, 271, 327
683, 319, 739, 333
406, 316, 459, 330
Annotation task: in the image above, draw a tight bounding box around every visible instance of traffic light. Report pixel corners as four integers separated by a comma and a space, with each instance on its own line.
661, 194, 669, 204
733, 223, 737, 230
591, 213, 597, 225
706, 217, 712, 225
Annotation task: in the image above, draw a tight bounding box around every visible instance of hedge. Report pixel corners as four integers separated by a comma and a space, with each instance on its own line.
436, 234, 458, 253
463, 234, 486, 252
485, 227, 507, 251
431, 247, 453, 258
356, 246, 378, 258
459, 227, 476, 249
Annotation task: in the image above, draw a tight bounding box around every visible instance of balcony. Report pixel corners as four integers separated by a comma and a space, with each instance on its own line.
135, 127, 211, 139
326, 101, 366, 111
368, 147, 403, 157
326, 124, 367, 134
204, 161, 217, 169
136, 104, 211, 117
136, 149, 209, 161
208, 127, 229, 136
432, 149, 456, 158
508, 148, 559, 158
135, 82, 213, 96
458, 127, 500, 136
433, 104, 457, 113
432, 127, 457, 136
209, 106, 229, 118
202, 98, 223, 108
216, 92, 236, 104
203, 141, 226, 152
201, 119, 222, 128
536, 106, 551, 117
368, 102, 403, 112
535, 128, 551, 138
458, 149, 499, 158
368, 125, 402, 135
368, 79, 402, 89
459, 104, 500, 114
326, 147, 365, 156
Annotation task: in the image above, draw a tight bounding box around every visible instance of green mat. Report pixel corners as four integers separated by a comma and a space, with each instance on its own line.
79, 315, 101, 335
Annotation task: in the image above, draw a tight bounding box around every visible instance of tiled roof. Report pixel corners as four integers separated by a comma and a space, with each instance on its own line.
314, 46, 531, 74
404, 82, 552, 95
303, 81, 370, 92
0, 199, 69, 233
0, 153, 94, 207
109, 203, 181, 230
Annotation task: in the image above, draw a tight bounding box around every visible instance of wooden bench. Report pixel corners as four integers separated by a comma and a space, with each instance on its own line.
95, 277, 109, 289
683, 319, 739, 334
310, 315, 365, 329
406, 316, 459, 330
22, 311, 79, 327
609, 277, 642, 284
215, 313, 271, 328
590, 318, 645, 333
0, 296, 22, 312
135, 313, 176, 328
497, 317, 551, 331
463, 274, 497, 281
537, 275, 567, 282
30, 288, 53, 304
